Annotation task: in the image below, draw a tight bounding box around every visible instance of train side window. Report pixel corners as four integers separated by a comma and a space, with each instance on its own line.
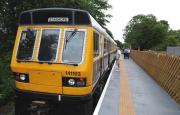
110, 42, 113, 51
93, 31, 99, 57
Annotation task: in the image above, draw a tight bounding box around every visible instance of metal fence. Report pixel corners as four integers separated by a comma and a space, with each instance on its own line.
130, 50, 180, 104
167, 46, 180, 56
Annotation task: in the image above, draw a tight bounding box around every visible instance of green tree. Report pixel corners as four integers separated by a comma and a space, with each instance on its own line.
0, 0, 112, 37
167, 30, 180, 46
115, 40, 123, 49
104, 27, 114, 38
123, 42, 131, 49
123, 14, 169, 50
150, 29, 180, 50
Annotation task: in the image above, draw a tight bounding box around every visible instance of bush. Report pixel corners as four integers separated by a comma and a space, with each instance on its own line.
0, 51, 15, 106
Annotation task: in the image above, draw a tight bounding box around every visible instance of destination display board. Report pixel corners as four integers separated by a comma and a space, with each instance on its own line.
19, 9, 91, 25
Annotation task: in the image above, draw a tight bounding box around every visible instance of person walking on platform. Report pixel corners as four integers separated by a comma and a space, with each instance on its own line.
116, 49, 121, 68
127, 48, 130, 58
124, 48, 130, 59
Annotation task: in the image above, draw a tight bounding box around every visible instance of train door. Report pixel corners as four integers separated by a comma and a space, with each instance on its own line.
107, 40, 110, 68
93, 31, 100, 85
99, 35, 103, 77
103, 38, 108, 72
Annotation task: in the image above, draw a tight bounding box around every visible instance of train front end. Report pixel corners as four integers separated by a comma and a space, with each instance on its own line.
10, 8, 94, 115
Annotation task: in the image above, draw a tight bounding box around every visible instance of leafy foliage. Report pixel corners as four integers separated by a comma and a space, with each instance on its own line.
115, 40, 123, 49
0, 0, 112, 37
0, 52, 14, 105
166, 30, 180, 46
123, 14, 180, 51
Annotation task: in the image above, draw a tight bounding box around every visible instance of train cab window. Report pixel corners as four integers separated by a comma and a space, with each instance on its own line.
94, 32, 100, 57
75, 11, 90, 25
16, 29, 37, 61
62, 29, 86, 64
38, 29, 60, 62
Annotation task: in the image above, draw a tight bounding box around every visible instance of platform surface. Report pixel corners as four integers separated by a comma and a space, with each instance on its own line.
98, 62, 120, 115
94, 58, 180, 115
125, 59, 180, 115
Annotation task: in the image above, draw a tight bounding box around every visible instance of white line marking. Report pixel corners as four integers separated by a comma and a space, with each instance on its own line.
93, 62, 116, 115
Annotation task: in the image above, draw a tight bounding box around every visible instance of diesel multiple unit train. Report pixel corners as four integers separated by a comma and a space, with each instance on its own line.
10, 8, 117, 115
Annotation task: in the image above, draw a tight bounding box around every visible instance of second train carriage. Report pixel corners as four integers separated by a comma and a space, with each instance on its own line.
10, 8, 117, 115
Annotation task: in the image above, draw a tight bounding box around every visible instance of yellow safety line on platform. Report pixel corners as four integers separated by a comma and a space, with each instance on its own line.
119, 59, 135, 115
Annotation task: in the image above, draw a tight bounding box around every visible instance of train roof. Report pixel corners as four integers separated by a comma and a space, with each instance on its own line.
19, 8, 116, 44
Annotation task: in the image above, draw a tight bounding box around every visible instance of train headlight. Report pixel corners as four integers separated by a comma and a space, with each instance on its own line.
19, 74, 26, 81
68, 79, 75, 86
13, 73, 29, 83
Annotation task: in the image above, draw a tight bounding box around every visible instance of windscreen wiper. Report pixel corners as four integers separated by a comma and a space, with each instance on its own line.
64, 29, 78, 49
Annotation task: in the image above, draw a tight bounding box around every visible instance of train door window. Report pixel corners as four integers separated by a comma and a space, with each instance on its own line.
94, 31, 100, 57
38, 29, 60, 62
62, 29, 86, 64
104, 38, 108, 54
16, 29, 37, 61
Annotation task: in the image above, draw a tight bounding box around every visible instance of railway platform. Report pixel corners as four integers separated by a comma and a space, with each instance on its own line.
93, 58, 180, 115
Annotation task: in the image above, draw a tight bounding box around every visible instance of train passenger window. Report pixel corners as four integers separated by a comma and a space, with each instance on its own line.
38, 29, 60, 62
62, 29, 86, 64
110, 42, 112, 51
94, 32, 99, 57
16, 29, 37, 61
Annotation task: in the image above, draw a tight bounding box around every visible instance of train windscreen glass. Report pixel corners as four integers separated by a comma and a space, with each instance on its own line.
38, 29, 60, 62
16, 29, 37, 61
62, 30, 85, 64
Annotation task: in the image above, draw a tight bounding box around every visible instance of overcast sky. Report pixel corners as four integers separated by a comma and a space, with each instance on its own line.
106, 0, 180, 43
